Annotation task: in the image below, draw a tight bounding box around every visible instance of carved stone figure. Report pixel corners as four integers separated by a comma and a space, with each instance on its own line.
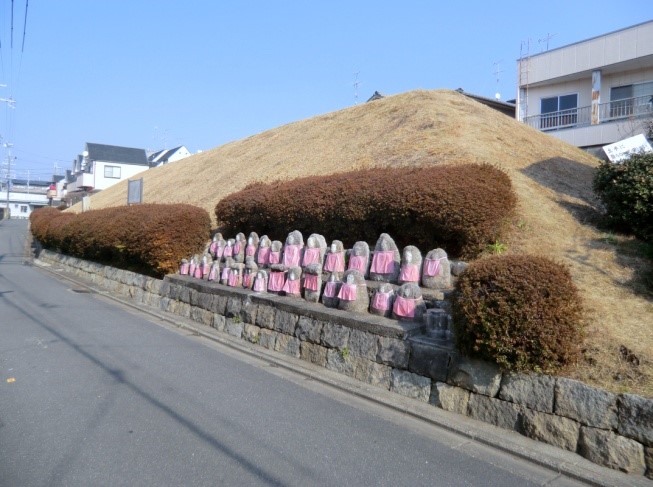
268, 240, 283, 266
301, 233, 327, 269
337, 269, 369, 313
210, 233, 226, 260
200, 254, 213, 279
193, 255, 204, 279
179, 258, 189, 275
369, 233, 401, 283
321, 274, 340, 308
323, 240, 345, 281
281, 266, 302, 298
267, 264, 286, 293
421, 248, 452, 289
256, 235, 272, 267
398, 245, 422, 285
227, 264, 244, 287
392, 283, 426, 322
347, 241, 370, 278
369, 283, 395, 318
223, 239, 236, 261
242, 257, 258, 289
233, 233, 246, 263
252, 270, 269, 293
207, 261, 220, 282
189, 255, 198, 277
220, 257, 234, 285
245, 232, 260, 259
282, 230, 304, 268
302, 263, 323, 303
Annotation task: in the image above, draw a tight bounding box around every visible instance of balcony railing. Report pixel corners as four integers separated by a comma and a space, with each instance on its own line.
524, 94, 653, 131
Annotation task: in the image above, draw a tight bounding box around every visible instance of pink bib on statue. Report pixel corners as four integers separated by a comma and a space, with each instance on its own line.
233, 242, 241, 255
228, 272, 239, 287
189, 263, 197, 276
399, 264, 420, 282
371, 250, 395, 274
303, 274, 319, 291
223, 246, 233, 258
348, 255, 367, 273
283, 244, 301, 267
324, 252, 345, 272
216, 245, 225, 259
372, 291, 391, 310
282, 279, 300, 295
253, 277, 266, 292
302, 247, 321, 266
337, 283, 357, 301
193, 266, 203, 279
208, 266, 218, 281
268, 271, 285, 292
221, 267, 230, 281
180, 263, 189, 275
393, 296, 416, 318
242, 272, 252, 288
424, 257, 445, 277
245, 244, 256, 257
257, 247, 270, 265
324, 281, 337, 298
269, 251, 281, 265
209, 242, 218, 255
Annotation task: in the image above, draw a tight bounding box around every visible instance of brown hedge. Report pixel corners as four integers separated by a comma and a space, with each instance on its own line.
215, 164, 516, 258
452, 254, 584, 373
30, 204, 211, 277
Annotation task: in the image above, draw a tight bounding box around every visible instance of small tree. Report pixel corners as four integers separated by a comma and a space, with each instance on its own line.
593, 151, 653, 242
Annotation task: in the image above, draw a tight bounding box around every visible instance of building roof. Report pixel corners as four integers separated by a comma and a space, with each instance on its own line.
367, 91, 385, 102
148, 146, 188, 166
517, 19, 653, 61
455, 88, 516, 117
86, 142, 148, 166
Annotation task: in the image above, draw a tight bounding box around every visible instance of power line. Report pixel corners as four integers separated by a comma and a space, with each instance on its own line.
21, 0, 27, 52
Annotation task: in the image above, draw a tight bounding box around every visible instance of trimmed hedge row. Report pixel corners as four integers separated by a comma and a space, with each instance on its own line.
215, 164, 516, 258
452, 254, 584, 373
30, 204, 211, 277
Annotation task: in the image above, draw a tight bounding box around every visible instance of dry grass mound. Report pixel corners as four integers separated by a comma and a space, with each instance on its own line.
67, 89, 653, 397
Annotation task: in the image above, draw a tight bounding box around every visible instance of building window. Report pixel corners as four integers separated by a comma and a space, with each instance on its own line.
610, 81, 653, 118
20, 205, 28, 213
540, 94, 578, 129
104, 165, 121, 179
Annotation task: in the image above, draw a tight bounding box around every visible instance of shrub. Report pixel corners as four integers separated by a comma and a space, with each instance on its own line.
593, 152, 653, 242
30, 204, 211, 277
452, 254, 584, 373
215, 164, 516, 258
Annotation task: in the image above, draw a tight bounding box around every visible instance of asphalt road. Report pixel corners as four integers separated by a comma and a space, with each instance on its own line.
0, 218, 591, 486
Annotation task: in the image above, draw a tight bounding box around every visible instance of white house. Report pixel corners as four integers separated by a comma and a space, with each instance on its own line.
517, 20, 653, 152
66, 142, 149, 194
0, 179, 51, 219
148, 145, 191, 167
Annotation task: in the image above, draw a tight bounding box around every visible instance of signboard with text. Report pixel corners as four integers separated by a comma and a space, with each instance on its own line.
127, 178, 143, 205
603, 134, 652, 163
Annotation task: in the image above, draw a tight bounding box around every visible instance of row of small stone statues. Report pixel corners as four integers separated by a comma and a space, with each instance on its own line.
179, 230, 451, 321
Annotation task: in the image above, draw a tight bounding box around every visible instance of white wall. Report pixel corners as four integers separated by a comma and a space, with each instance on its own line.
93, 161, 149, 191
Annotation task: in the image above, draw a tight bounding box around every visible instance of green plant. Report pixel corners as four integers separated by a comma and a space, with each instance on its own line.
340, 347, 350, 359
231, 315, 242, 324
452, 254, 585, 373
515, 219, 529, 231
599, 232, 618, 245
593, 152, 653, 242
485, 240, 507, 255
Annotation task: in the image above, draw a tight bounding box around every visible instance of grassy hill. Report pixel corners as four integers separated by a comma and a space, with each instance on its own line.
70, 90, 652, 397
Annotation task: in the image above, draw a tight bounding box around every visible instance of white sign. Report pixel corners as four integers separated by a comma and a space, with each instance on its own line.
82, 196, 91, 212
603, 134, 653, 163
127, 178, 143, 205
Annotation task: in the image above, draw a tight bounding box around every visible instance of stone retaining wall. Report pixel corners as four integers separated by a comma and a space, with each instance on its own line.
38, 249, 653, 479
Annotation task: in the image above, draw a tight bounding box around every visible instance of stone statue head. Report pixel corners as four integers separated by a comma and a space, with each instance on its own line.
260, 235, 270, 247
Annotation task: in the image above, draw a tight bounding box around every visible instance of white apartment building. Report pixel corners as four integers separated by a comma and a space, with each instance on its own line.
517, 20, 653, 152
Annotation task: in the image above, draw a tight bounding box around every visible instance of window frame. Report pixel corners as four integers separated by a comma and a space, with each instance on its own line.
104, 165, 121, 179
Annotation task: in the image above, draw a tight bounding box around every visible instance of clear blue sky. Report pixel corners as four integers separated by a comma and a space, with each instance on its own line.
0, 1, 649, 180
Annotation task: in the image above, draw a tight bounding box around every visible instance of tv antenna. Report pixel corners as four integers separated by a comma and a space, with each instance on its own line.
538, 33, 557, 52
492, 60, 503, 100
353, 71, 361, 105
